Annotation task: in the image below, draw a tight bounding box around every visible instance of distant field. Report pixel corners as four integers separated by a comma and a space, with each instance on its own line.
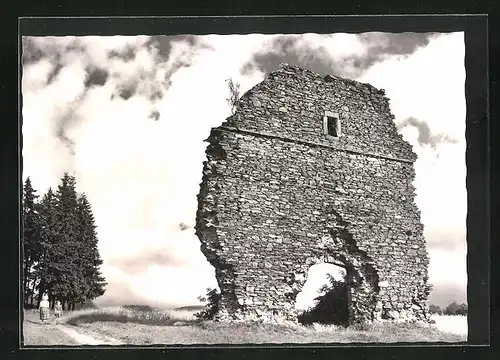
30, 307, 465, 345
173, 305, 205, 312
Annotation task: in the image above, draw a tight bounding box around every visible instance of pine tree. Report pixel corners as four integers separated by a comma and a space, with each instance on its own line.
22, 177, 41, 307
76, 193, 107, 307
50, 173, 81, 309
27, 173, 107, 310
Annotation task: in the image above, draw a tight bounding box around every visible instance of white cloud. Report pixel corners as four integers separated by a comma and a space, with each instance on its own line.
358, 32, 465, 139
127, 263, 217, 308
428, 248, 467, 288
414, 142, 467, 230
22, 59, 54, 92
298, 33, 367, 58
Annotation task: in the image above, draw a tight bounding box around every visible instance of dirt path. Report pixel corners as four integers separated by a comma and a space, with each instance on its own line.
23, 319, 123, 346
57, 325, 123, 345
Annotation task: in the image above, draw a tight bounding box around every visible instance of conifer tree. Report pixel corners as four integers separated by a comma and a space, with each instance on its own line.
51, 173, 81, 309
76, 193, 107, 306
25, 172, 107, 310
34, 187, 58, 306
22, 177, 41, 307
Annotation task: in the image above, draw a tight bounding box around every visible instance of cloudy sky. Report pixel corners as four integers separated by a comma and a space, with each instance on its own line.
21, 32, 466, 309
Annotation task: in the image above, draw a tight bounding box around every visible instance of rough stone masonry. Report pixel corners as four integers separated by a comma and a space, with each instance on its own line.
195, 63, 431, 325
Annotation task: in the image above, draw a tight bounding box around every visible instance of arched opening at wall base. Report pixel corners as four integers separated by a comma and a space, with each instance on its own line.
295, 262, 350, 327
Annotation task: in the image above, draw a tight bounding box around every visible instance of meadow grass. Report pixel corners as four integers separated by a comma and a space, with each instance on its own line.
60, 306, 467, 344
63, 306, 196, 326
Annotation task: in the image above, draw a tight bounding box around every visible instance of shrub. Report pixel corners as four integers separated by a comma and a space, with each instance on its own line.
443, 301, 467, 316
428, 304, 442, 315
226, 78, 241, 115
456, 303, 468, 316
350, 321, 373, 331
298, 274, 349, 327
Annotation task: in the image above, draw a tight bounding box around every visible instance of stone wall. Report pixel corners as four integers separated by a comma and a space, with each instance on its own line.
195, 64, 431, 324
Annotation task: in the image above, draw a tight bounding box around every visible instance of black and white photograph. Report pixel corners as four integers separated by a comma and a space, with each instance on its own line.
20, 24, 473, 346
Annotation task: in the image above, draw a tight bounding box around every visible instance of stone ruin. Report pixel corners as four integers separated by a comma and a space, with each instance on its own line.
195, 63, 431, 325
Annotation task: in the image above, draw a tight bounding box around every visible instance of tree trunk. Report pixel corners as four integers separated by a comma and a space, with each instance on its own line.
22, 258, 30, 308
22, 275, 27, 308
28, 279, 35, 306
29, 276, 38, 308
29, 289, 35, 308
71, 303, 75, 311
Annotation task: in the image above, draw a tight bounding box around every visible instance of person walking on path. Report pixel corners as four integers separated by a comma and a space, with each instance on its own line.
39, 294, 50, 324
54, 300, 63, 324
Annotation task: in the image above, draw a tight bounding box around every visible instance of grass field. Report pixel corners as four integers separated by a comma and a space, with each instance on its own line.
28, 306, 466, 345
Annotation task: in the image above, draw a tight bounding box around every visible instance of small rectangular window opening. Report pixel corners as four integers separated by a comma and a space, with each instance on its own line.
323, 111, 341, 138
327, 116, 338, 137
